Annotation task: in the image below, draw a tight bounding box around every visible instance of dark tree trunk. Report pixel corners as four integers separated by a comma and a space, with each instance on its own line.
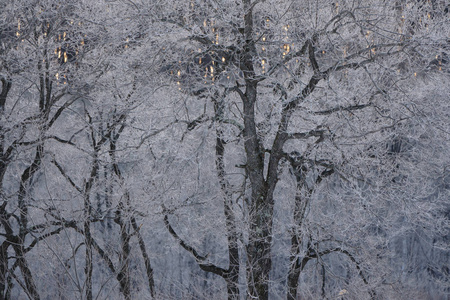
214, 96, 241, 299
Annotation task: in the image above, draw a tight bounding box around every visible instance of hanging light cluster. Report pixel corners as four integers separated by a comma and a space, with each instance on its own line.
52, 19, 85, 85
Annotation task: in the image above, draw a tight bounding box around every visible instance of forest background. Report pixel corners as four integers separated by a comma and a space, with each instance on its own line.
0, 0, 449, 299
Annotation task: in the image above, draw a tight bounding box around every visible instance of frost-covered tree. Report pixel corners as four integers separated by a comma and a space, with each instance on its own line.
0, 1, 159, 299
141, 0, 449, 299
1, 0, 448, 299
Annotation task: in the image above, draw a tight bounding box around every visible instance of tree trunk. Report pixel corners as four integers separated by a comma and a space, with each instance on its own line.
214, 95, 241, 300
240, 1, 274, 296
83, 152, 99, 300
115, 202, 132, 300
131, 217, 155, 298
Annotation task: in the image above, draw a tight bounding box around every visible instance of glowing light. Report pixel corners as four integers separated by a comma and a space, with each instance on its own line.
262, 36, 266, 42
199, 57, 202, 64
414, 72, 417, 77
64, 52, 68, 63
222, 57, 225, 63
55, 73, 59, 80
177, 70, 181, 77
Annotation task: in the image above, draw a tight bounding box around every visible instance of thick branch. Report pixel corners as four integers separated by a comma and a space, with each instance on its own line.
312, 103, 372, 115
50, 158, 83, 193
163, 215, 227, 277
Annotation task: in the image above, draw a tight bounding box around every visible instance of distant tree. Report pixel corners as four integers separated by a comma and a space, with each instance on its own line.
1, 1, 157, 299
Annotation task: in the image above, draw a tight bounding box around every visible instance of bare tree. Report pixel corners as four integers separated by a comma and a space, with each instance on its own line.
1, 0, 447, 299
146, 0, 449, 298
